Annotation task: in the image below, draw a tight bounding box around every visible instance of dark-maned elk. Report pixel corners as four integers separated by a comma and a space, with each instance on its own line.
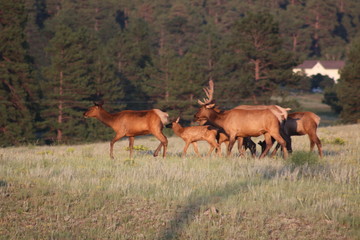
84, 101, 169, 159
194, 82, 288, 159
258, 111, 323, 157
167, 117, 221, 157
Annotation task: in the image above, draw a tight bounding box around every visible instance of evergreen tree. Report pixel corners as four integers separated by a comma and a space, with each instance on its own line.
306, 0, 339, 58
230, 11, 296, 104
41, 24, 94, 143
337, 38, 360, 123
0, 0, 38, 146
278, 4, 310, 58
109, 18, 154, 110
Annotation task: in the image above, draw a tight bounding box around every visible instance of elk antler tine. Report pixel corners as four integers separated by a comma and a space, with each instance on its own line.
197, 80, 215, 105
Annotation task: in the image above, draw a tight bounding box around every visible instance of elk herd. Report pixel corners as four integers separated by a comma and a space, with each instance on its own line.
84, 80, 323, 160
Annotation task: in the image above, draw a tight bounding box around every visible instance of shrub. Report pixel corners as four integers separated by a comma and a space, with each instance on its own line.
124, 145, 149, 151
286, 151, 319, 167
321, 137, 346, 145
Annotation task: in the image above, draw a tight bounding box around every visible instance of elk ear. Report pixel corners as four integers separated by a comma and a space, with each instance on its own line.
175, 117, 180, 123
206, 103, 216, 109
94, 100, 104, 107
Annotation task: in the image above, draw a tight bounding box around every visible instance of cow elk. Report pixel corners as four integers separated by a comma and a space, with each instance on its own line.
84, 101, 169, 159
258, 111, 323, 157
195, 80, 288, 159
168, 117, 221, 157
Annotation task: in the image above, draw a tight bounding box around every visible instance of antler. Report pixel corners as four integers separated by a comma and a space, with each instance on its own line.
197, 80, 214, 105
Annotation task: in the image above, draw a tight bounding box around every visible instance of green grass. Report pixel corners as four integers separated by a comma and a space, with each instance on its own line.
1, 124, 360, 239
292, 93, 340, 126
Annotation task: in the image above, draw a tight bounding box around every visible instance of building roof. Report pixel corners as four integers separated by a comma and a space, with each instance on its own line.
295, 60, 345, 69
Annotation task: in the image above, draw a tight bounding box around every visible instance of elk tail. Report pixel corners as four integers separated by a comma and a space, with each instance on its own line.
275, 105, 292, 121
269, 109, 284, 124
153, 109, 169, 125
313, 113, 321, 126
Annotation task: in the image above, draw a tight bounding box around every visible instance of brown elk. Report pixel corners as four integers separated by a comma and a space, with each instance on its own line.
258, 111, 323, 157
83, 101, 169, 159
167, 117, 221, 157
234, 105, 291, 122
195, 80, 288, 159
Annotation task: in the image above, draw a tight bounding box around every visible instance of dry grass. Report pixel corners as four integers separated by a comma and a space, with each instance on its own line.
0, 124, 359, 239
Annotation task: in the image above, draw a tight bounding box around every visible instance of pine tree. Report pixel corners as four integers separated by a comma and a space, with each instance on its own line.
306, 0, 339, 58
337, 38, 360, 123
230, 11, 296, 104
109, 18, 154, 110
0, 0, 37, 146
41, 24, 94, 143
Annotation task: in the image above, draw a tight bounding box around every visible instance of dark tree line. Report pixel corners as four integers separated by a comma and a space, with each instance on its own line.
1, 0, 360, 146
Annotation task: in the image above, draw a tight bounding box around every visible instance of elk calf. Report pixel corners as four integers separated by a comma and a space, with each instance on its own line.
84, 101, 168, 159
258, 111, 322, 157
168, 117, 221, 157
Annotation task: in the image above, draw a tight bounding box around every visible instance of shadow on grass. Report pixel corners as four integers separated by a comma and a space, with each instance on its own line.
157, 158, 334, 239
157, 179, 261, 240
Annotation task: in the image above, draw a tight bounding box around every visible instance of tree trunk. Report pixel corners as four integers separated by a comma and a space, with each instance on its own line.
57, 70, 63, 142
253, 59, 260, 104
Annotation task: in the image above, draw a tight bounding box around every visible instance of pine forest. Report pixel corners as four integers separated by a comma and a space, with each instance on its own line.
1, 0, 360, 146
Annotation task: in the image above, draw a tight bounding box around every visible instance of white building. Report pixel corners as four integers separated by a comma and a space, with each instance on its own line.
293, 60, 345, 83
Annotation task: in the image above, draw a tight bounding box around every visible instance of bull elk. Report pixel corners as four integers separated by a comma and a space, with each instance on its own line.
195, 80, 289, 159
167, 117, 221, 157
84, 101, 169, 159
258, 111, 323, 157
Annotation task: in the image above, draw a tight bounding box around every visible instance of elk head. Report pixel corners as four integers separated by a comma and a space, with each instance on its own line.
84, 101, 104, 118
194, 80, 216, 122
165, 116, 180, 129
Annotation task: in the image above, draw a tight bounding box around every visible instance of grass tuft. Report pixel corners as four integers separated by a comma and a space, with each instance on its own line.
286, 151, 320, 167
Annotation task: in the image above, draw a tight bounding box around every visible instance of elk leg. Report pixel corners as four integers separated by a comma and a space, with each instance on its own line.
182, 142, 191, 158
227, 135, 237, 157
237, 137, 245, 157
110, 132, 125, 159
128, 136, 134, 159
259, 133, 273, 158
308, 133, 323, 157
192, 142, 201, 158
270, 132, 288, 159
221, 140, 229, 156
206, 139, 220, 157
153, 131, 168, 158
246, 138, 257, 158
316, 138, 323, 158
270, 143, 281, 157
215, 142, 221, 157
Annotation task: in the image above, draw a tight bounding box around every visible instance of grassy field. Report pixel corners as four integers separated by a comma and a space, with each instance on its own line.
0, 123, 359, 239
291, 93, 339, 126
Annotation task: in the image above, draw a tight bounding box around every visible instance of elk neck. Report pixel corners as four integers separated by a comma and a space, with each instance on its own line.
95, 108, 117, 129
172, 123, 185, 136
206, 109, 227, 129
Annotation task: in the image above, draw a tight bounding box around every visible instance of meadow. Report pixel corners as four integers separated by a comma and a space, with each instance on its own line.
0, 123, 359, 239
